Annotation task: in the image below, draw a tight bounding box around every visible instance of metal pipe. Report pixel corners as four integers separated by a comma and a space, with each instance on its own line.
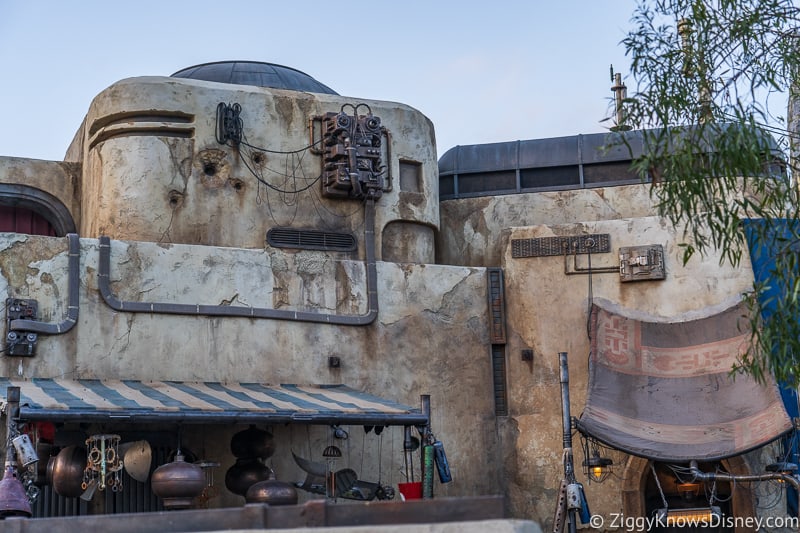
559, 352, 577, 533
559, 352, 572, 453
10, 233, 80, 334
98, 200, 378, 325
419, 395, 432, 498
4, 387, 19, 466
689, 460, 800, 490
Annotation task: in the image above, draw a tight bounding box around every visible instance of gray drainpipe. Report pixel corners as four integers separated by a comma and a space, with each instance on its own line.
98, 198, 378, 326
10, 233, 80, 334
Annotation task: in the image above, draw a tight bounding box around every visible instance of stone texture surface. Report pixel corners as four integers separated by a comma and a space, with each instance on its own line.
0, 235, 496, 509
71, 77, 439, 262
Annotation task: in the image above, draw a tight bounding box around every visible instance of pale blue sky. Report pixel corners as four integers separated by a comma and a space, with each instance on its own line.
0, 1, 638, 161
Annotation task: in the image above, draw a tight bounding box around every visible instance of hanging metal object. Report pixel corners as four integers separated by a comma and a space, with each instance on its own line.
51, 445, 86, 498
151, 452, 205, 510
224, 458, 271, 497
230, 425, 275, 460
322, 445, 342, 499
194, 460, 220, 508
0, 464, 31, 518
245, 470, 298, 506
82, 434, 123, 495
11, 434, 38, 469
119, 440, 152, 483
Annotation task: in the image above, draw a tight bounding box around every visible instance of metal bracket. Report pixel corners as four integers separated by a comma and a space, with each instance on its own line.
6, 299, 39, 357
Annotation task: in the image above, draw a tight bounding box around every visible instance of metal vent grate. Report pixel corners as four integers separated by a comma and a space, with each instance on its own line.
491, 345, 508, 417
511, 233, 610, 258
487, 267, 506, 344
267, 228, 357, 252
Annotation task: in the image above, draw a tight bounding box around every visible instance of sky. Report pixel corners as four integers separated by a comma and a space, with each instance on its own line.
0, 1, 639, 161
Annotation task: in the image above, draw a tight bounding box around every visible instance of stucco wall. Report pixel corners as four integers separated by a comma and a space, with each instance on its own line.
70, 77, 439, 263
497, 214, 756, 527
0, 234, 500, 508
438, 185, 659, 267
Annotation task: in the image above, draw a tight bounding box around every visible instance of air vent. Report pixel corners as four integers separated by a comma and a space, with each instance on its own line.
267, 228, 357, 252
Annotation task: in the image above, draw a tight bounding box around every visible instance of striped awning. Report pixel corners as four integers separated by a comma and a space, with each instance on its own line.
0, 378, 427, 426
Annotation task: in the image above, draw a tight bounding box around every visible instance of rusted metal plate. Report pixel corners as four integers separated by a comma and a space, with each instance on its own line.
511, 234, 610, 258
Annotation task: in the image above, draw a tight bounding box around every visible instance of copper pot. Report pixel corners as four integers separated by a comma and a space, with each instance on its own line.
225, 457, 271, 496
150, 452, 205, 510
245, 473, 298, 506
230, 425, 274, 460
51, 445, 87, 498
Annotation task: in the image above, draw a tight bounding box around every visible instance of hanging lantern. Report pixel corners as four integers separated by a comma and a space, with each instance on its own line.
582, 451, 613, 483
322, 445, 342, 498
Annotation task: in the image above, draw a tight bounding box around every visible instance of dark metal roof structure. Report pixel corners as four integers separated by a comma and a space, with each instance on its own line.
171, 61, 338, 94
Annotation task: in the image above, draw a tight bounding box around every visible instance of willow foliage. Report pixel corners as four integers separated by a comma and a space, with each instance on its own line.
621, 0, 800, 384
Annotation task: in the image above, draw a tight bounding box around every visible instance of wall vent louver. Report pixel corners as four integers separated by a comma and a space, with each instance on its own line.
267, 228, 357, 252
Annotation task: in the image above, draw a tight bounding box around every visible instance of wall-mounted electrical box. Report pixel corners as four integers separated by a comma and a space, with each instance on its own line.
619, 245, 666, 282
6, 298, 39, 357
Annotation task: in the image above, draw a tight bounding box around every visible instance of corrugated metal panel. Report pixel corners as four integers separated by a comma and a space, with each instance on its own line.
0, 379, 427, 426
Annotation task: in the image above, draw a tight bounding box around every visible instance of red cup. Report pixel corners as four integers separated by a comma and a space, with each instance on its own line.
398, 481, 423, 500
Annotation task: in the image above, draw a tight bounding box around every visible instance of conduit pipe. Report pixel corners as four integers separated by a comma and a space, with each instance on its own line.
98, 199, 378, 326
689, 460, 800, 490
10, 233, 80, 334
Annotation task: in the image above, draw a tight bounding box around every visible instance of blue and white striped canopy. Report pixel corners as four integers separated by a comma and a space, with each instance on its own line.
0, 378, 427, 426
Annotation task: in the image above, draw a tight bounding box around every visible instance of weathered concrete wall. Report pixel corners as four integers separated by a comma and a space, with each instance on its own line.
0, 234, 500, 508
0, 156, 81, 231
438, 185, 659, 267
69, 77, 439, 263
497, 214, 756, 528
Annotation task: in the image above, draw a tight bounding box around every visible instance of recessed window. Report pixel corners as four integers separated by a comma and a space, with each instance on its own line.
399, 160, 422, 192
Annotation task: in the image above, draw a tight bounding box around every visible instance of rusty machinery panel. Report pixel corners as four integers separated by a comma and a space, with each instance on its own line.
5, 298, 38, 356
511, 234, 611, 258
619, 245, 666, 282
321, 109, 384, 200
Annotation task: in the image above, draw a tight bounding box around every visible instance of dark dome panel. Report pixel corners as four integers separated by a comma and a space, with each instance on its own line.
171, 61, 338, 95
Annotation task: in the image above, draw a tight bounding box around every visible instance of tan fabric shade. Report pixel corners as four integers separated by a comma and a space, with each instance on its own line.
577, 301, 792, 461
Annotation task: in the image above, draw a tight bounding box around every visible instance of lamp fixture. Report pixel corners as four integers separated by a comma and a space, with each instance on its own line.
676, 481, 701, 501
582, 450, 613, 483
657, 506, 722, 526
579, 434, 613, 483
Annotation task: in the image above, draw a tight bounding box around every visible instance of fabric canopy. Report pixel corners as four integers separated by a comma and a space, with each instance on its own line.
0, 378, 427, 426
577, 301, 792, 461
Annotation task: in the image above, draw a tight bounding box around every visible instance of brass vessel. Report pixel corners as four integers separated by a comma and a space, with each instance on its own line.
150, 452, 205, 510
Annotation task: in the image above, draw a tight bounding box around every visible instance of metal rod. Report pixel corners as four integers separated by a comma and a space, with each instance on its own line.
559, 353, 577, 533
4, 387, 20, 466
419, 395, 431, 496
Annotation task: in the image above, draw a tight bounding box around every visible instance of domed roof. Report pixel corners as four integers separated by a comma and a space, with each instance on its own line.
171, 61, 338, 95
